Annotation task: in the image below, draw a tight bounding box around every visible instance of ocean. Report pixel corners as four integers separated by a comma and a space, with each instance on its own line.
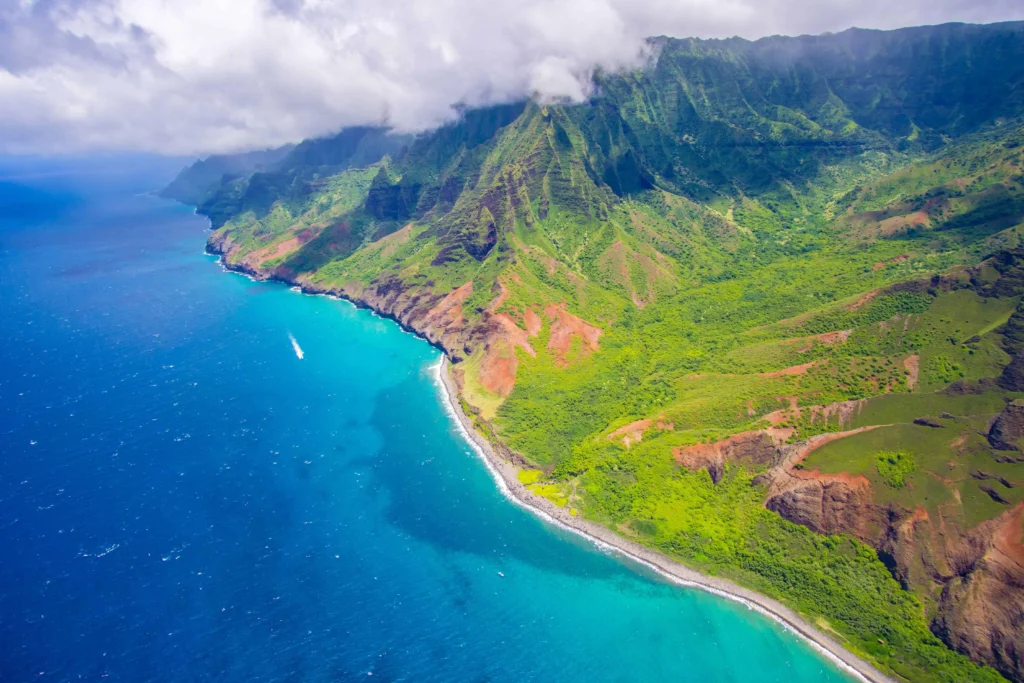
0, 157, 855, 682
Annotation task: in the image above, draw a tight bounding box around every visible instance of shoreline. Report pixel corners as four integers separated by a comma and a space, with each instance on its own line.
207, 233, 893, 683
432, 355, 896, 683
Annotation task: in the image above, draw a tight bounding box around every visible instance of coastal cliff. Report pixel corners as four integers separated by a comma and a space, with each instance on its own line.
659, 407, 1024, 682
209, 230, 493, 363
185, 21, 1024, 682
763, 441, 1024, 682
209, 218, 1024, 683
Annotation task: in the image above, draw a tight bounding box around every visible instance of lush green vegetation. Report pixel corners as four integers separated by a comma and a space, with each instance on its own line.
602, 465, 999, 683
174, 22, 1024, 682
875, 450, 917, 488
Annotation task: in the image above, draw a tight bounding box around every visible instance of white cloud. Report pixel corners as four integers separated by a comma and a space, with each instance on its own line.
1, 0, 1022, 155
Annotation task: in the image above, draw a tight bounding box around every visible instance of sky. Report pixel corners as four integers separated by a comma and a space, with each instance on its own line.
2, 0, 1023, 156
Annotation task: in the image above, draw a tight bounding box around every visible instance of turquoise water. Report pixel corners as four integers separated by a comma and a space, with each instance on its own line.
0, 157, 855, 682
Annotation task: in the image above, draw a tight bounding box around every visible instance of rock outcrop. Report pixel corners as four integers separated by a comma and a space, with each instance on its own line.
931, 504, 1024, 683
765, 473, 889, 540
999, 355, 1024, 392
673, 430, 781, 483
760, 428, 893, 541
989, 400, 1024, 451
759, 426, 1024, 682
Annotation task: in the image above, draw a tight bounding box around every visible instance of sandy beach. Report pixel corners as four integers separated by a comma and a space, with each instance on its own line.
433, 355, 896, 683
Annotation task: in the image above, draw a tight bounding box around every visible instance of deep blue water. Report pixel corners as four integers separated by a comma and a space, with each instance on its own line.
0, 157, 855, 682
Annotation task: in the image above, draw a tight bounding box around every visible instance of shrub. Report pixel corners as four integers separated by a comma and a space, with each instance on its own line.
875, 450, 917, 488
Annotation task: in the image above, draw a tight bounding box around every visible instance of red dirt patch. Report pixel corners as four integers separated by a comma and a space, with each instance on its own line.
848, 289, 879, 311
760, 361, 818, 378
766, 426, 795, 442
479, 356, 517, 397
487, 281, 510, 313
904, 354, 920, 390
991, 503, 1024, 570
544, 303, 601, 366
761, 398, 866, 431
789, 466, 873, 490
873, 254, 910, 271
763, 396, 800, 425
608, 417, 674, 448
492, 313, 536, 353
246, 236, 299, 268
816, 329, 852, 345
777, 330, 850, 353
608, 419, 652, 449
877, 211, 929, 237
423, 282, 473, 332
673, 430, 783, 479
478, 312, 537, 397
523, 308, 542, 337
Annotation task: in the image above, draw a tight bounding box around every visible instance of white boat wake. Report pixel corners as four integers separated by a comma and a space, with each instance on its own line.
288, 333, 304, 360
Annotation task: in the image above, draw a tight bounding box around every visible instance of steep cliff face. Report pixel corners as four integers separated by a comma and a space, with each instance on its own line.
757, 427, 1024, 681
673, 430, 780, 483
750, 430, 892, 549
932, 505, 1024, 683
767, 481, 1023, 680
208, 230, 522, 372
991, 400, 1024, 453
765, 473, 891, 541
671, 409, 1022, 681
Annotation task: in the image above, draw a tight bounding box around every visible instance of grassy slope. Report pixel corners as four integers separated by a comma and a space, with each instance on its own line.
491, 130, 1024, 681
189, 24, 1024, 682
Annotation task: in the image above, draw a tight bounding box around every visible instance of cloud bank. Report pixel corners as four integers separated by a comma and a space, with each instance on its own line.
2, 0, 1023, 155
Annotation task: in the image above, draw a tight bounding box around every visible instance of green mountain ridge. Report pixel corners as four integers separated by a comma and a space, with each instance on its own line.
174, 21, 1024, 683
159, 144, 295, 206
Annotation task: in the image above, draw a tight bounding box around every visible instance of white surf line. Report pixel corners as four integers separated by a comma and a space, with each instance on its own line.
288, 333, 304, 360
430, 356, 877, 683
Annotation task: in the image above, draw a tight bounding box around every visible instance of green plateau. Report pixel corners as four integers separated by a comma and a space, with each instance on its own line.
166, 21, 1024, 683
